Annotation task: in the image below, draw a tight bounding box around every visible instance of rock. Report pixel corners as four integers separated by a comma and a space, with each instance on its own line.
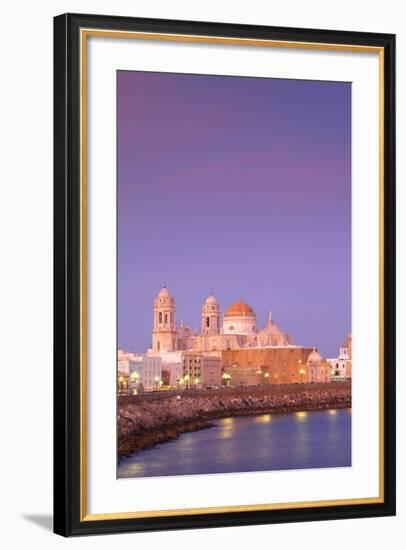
117, 382, 351, 458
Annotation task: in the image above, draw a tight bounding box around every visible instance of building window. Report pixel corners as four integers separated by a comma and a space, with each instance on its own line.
206, 316, 210, 327
157, 341, 160, 351
164, 313, 168, 323
159, 312, 162, 323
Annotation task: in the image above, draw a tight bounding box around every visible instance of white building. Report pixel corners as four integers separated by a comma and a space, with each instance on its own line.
326, 335, 352, 381
128, 354, 162, 393
117, 349, 139, 375
307, 348, 331, 383
148, 350, 183, 387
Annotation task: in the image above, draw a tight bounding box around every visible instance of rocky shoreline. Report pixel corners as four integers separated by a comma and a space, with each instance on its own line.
118, 382, 351, 459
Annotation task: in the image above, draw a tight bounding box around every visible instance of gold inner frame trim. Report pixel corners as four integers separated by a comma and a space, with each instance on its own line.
79, 27, 385, 522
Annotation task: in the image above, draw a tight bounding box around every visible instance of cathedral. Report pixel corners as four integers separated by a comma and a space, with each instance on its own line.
152, 286, 293, 357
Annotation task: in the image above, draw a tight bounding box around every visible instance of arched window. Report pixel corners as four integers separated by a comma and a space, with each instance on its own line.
159, 312, 162, 323
206, 316, 210, 327
164, 313, 168, 323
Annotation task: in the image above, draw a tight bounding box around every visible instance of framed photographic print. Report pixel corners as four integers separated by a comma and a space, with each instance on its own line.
53, 13, 396, 536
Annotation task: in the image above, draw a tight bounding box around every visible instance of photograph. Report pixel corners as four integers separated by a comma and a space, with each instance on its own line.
0, 0, 399, 544
116, 70, 353, 479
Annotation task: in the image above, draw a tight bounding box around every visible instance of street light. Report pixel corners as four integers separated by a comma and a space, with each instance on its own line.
130, 371, 140, 395
222, 373, 231, 387
184, 374, 190, 389
118, 375, 125, 395
264, 372, 270, 384
299, 367, 306, 384
154, 375, 160, 391
130, 371, 139, 386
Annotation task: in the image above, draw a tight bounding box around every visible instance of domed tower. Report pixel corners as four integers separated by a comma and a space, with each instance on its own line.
201, 292, 221, 335
307, 347, 323, 366
152, 286, 177, 352
223, 301, 257, 335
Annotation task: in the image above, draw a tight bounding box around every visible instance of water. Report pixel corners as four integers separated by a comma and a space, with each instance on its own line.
117, 408, 351, 479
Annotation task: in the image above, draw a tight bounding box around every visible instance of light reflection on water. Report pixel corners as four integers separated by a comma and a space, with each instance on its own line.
254, 413, 272, 423
218, 417, 235, 439
118, 408, 351, 479
295, 411, 308, 420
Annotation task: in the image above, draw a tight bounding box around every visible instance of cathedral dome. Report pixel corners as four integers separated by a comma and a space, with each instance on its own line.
225, 301, 255, 317
307, 348, 323, 365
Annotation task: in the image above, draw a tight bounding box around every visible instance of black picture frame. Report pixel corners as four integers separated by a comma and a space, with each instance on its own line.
54, 12, 396, 537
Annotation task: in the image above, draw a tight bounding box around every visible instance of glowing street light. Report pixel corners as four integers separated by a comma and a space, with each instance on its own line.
129, 371, 140, 395
264, 372, 270, 384
118, 375, 127, 395
222, 373, 231, 387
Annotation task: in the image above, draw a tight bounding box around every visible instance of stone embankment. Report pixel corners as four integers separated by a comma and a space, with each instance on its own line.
118, 382, 351, 459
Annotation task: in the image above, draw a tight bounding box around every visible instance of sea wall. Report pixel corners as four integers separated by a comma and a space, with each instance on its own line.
118, 382, 351, 458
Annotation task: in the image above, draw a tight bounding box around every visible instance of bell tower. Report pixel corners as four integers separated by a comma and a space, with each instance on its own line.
152, 286, 177, 351
201, 292, 221, 335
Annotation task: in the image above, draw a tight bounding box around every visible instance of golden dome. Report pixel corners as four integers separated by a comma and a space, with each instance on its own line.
225, 301, 255, 317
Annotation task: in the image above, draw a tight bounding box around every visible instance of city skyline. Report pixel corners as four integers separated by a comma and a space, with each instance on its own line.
117, 71, 351, 358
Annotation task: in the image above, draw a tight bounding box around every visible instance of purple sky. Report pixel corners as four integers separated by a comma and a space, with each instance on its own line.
117, 71, 351, 358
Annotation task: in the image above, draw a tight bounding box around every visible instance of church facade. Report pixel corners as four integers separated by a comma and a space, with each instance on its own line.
152, 286, 294, 356
149, 286, 333, 385
113, 286, 338, 390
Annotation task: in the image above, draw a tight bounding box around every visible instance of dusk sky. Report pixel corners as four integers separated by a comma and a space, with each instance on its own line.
117, 71, 351, 358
